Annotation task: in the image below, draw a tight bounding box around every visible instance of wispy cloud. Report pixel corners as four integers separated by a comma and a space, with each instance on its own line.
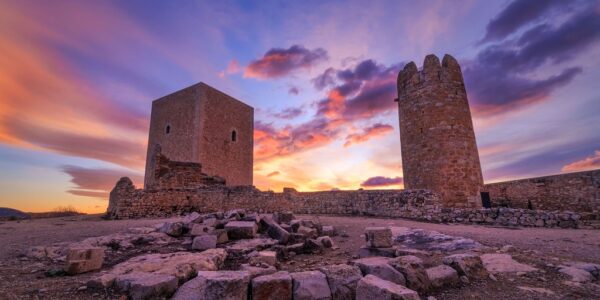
62, 165, 143, 199
360, 176, 403, 187
562, 150, 600, 173
344, 123, 394, 147
244, 45, 328, 79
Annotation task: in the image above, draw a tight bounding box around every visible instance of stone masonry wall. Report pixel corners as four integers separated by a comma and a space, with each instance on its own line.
483, 169, 600, 213
107, 178, 599, 229
397, 54, 483, 208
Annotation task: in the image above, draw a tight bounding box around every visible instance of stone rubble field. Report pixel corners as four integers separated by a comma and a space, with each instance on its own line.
0, 210, 599, 299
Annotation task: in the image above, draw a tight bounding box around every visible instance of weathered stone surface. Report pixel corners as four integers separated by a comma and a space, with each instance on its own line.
274, 212, 294, 224
64, 247, 104, 274
321, 225, 336, 236
225, 221, 257, 239
297, 226, 318, 239
565, 262, 600, 278
291, 270, 332, 300
318, 264, 363, 300
365, 227, 393, 248
249, 251, 277, 266
115, 272, 178, 300
252, 271, 292, 300
267, 222, 290, 244
559, 267, 593, 283
182, 212, 202, 224
356, 274, 419, 300
190, 224, 212, 236
426, 265, 459, 289
211, 228, 229, 244
160, 222, 184, 237
480, 254, 538, 274
192, 235, 217, 251
352, 257, 406, 286
240, 264, 277, 278
388, 256, 431, 293
442, 254, 488, 279
392, 227, 482, 252
317, 236, 334, 248
172, 271, 250, 300
303, 239, 324, 253
226, 238, 278, 254
358, 247, 396, 258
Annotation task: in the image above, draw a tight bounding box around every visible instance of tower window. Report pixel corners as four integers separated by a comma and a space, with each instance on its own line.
231, 130, 237, 142
165, 125, 171, 134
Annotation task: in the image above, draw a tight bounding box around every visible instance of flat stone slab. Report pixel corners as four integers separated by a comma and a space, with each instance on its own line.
64, 247, 104, 274
192, 235, 217, 251
392, 227, 482, 252
356, 274, 419, 300
388, 256, 431, 293
240, 264, 277, 278
252, 271, 292, 300
115, 272, 178, 300
365, 227, 393, 248
291, 270, 332, 300
225, 221, 257, 239
426, 265, 459, 289
226, 238, 278, 254
558, 266, 593, 283
480, 254, 538, 274
443, 253, 488, 279
318, 264, 363, 300
352, 257, 406, 286
172, 271, 250, 300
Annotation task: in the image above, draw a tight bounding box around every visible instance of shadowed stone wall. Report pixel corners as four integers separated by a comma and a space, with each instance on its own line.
397, 54, 483, 208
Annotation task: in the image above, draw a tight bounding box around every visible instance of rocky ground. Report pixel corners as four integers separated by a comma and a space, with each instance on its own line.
0, 213, 599, 299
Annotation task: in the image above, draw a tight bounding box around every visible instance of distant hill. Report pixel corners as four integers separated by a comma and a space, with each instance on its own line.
0, 207, 31, 220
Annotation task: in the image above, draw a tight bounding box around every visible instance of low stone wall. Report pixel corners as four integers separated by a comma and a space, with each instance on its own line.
483, 169, 600, 213
107, 177, 599, 229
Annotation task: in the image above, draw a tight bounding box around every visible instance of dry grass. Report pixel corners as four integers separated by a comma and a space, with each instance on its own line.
28, 205, 85, 219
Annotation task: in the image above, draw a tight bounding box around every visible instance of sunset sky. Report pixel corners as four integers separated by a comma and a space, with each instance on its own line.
1, 0, 599, 213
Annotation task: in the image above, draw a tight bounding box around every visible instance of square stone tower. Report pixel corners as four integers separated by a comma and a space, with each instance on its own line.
143, 82, 253, 188
396, 54, 483, 208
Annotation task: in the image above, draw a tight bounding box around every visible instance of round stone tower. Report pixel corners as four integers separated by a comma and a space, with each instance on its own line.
396, 54, 483, 208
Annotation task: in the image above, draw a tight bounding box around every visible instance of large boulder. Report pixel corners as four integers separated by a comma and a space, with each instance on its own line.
114, 272, 178, 300
318, 264, 363, 300
251, 271, 293, 300
267, 222, 291, 244
425, 265, 459, 289
352, 257, 406, 286
442, 253, 488, 279
356, 275, 419, 300
559, 267, 594, 283
225, 221, 257, 239
172, 271, 250, 300
190, 224, 213, 236
291, 270, 332, 300
388, 256, 431, 293
192, 235, 217, 251
160, 222, 184, 237
365, 227, 392, 248
64, 247, 104, 275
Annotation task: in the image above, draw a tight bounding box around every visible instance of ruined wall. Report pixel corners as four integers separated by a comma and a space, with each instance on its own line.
397, 54, 483, 208
144, 82, 253, 188
483, 169, 600, 213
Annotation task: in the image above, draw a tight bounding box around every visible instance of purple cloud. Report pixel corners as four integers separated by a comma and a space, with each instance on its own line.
62, 165, 143, 199
273, 107, 303, 119
360, 176, 403, 187
288, 86, 300, 95
244, 45, 328, 79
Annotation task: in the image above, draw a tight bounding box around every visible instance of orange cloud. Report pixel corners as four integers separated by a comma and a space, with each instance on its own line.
62, 165, 143, 199
561, 150, 600, 173
344, 123, 394, 147
244, 45, 328, 79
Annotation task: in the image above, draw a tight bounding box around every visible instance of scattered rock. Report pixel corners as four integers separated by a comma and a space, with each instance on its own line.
365, 227, 393, 248
227, 238, 278, 254
517, 286, 555, 296
297, 226, 317, 239
273, 212, 294, 224
225, 221, 257, 239
267, 222, 290, 244
392, 227, 482, 252
356, 274, 419, 300
250, 251, 278, 266
358, 246, 396, 258
480, 254, 538, 274
352, 257, 406, 286
115, 272, 178, 300
211, 228, 229, 244
318, 264, 363, 300
160, 222, 184, 237
558, 266, 593, 283
181, 212, 202, 224
240, 264, 277, 278
442, 253, 488, 279
388, 255, 431, 293
172, 271, 250, 300
192, 235, 217, 251
190, 224, 213, 236
321, 225, 336, 237
64, 247, 104, 275
252, 271, 292, 300
565, 262, 600, 278
317, 236, 334, 248
291, 270, 332, 300
426, 265, 459, 289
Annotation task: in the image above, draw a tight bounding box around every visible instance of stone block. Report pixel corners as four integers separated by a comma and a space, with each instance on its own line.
240, 264, 277, 278
192, 235, 217, 251
190, 224, 213, 236
317, 236, 334, 248
318, 264, 362, 300
365, 227, 392, 248
115, 272, 178, 300
291, 270, 332, 300
352, 257, 406, 286
249, 251, 278, 266
297, 226, 318, 238
321, 225, 336, 236
172, 271, 251, 300
273, 212, 294, 224
160, 222, 184, 237
252, 271, 292, 300
303, 238, 324, 254
442, 253, 488, 279
388, 256, 431, 293
64, 247, 104, 275
211, 228, 229, 244
267, 222, 290, 244
356, 274, 419, 300
225, 221, 257, 239
358, 246, 396, 258
426, 265, 459, 289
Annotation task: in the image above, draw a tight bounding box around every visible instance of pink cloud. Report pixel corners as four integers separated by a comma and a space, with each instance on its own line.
344, 123, 394, 147
360, 176, 403, 187
561, 150, 600, 173
244, 45, 328, 79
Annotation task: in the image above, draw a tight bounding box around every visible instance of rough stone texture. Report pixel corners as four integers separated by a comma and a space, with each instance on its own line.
225, 221, 257, 239
240, 264, 277, 278
172, 271, 250, 300
442, 254, 488, 279
159, 222, 184, 237
356, 275, 419, 300
64, 247, 104, 275
114, 272, 178, 300
192, 235, 217, 251
392, 227, 482, 252
266, 222, 290, 244
483, 169, 600, 213
388, 256, 431, 293
251, 271, 292, 300
249, 251, 277, 266
365, 227, 393, 248
426, 265, 459, 289
558, 267, 594, 283
480, 254, 538, 274
318, 264, 363, 300
143, 82, 253, 188
317, 236, 334, 248
291, 270, 332, 300
352, 257, 406, 286
397, 54, 483, 208
190, 224, 212, 236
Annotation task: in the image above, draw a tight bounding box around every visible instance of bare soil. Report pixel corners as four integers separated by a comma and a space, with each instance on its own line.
0, 214, 599, 299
